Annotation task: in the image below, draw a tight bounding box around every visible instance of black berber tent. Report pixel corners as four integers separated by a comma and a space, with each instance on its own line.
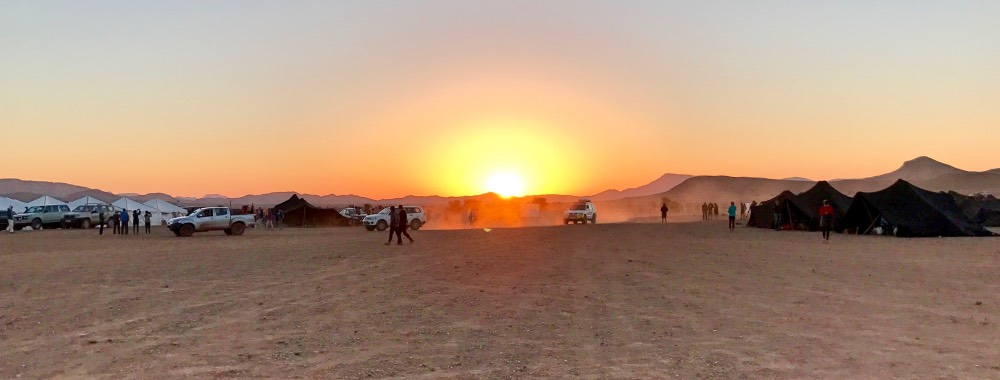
746, 190, 796, 228
841, 180, 991, 237
783, 181, 852, 232
274, 195, 352, 227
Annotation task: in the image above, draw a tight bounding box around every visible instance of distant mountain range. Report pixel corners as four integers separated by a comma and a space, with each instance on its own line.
641, 156, 1000, 205
3, 156, 998, 208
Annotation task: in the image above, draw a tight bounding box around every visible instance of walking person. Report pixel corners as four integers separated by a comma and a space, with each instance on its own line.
144, 211, 152, 234
396, 205, 413, 244
98, 209, 105, 235
5, 205, 13, 233
120, 209, 129, 235
385, 206, 398, 245
660, 203, 669, 224
727, 201, 737, 231
819, 199, 834, 242
132, 209, 141, 235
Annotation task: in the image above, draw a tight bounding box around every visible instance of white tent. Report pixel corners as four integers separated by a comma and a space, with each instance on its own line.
28, 196, 68, 207
1, 196, 28, 214
113, 197, 164, 225
144, 198, 188, 222
69, 196, 109, 210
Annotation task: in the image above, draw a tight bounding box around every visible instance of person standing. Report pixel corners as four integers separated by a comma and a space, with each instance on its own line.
819, 200, 834, 242
739, 202, 746, 220
120, 209, 129, 235
660, 203, 669, 224
132, 209, 141, 235
701, 203, 708, 220
112, 211, 120, 234
727, 201, 737, 231
385, 206, 397, 245
6, 205, 13, 233
98, 209, 106, 235
713, 203, 720, 220
396, 205, 413, 244
772, 201, 782, 230
144, 211, 152, 234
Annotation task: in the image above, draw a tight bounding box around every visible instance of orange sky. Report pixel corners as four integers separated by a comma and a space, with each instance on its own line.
2, 2, 999, 199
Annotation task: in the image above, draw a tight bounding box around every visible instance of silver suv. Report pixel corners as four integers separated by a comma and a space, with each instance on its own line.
14, 204, 71, 230
62, 204, 116, 229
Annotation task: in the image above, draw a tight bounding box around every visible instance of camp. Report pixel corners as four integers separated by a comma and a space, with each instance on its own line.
841, 180, 990, 237
782, 181, 852, 232
274, 195, 352, 227
746, 190, 796, 229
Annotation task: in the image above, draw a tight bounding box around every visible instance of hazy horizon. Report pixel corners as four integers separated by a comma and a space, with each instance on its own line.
3, 1, 999, 198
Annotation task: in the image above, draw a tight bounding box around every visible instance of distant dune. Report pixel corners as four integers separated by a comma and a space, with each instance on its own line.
2, 156, 998, 208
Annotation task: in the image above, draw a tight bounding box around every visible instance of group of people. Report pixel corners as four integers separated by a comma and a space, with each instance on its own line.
385, 205, 414, 245
100, 209, 153, 235
254, 207, 283, 229
701, 202, 720, 220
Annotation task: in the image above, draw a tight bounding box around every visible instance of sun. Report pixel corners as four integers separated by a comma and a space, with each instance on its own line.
485, 172, 526, 198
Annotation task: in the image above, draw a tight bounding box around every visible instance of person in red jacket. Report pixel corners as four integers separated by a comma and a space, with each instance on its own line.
819, 200, 834, 242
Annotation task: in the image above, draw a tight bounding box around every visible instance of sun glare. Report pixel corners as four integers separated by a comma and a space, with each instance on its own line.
485, 172, 526, 198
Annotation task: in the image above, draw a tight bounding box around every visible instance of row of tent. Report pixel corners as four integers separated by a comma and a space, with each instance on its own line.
747, 180, 999, 237
0, 195, 189, 226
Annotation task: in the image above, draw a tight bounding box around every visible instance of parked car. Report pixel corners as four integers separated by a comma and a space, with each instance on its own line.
339, 206, 367, 222
363, 206, 426, 231
167, 206, 256, 237
13, 204, 72, 230
61, 204, 116, 229
563, 199, 597, 225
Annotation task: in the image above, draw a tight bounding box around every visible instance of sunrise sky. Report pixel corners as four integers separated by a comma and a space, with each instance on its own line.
3, 1, 999, 199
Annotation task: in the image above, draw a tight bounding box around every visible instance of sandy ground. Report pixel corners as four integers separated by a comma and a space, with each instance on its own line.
1, 221, 999, 379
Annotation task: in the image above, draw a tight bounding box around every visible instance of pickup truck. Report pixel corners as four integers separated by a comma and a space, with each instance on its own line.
167, 206, 255, 237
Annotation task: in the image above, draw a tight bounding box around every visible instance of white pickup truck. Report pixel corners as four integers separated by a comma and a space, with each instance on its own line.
167, 206, 255, 237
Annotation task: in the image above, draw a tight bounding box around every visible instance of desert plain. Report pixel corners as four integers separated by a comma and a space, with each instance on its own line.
1, 221, 999, 379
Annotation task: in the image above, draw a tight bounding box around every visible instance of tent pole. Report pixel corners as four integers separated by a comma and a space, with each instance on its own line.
862, 213, 880, 235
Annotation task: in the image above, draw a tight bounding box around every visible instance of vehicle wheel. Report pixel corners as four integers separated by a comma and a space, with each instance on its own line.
581, 218, 587, 225
31, 218, 42, 230
591, 214, 597, 224
179, 224, 194, 237
376, 220, 388, 231
81, 219, 91, 229
231, 223, 245, 236
410, 219, 422, 230
365, 226, 375, 231
564, 220, 570, 225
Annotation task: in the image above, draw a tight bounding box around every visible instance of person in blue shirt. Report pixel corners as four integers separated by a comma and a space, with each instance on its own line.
120, 209, 129, 235
727, 202, 737, 231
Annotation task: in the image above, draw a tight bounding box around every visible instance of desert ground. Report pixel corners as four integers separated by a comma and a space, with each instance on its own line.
1, 220, 999, 379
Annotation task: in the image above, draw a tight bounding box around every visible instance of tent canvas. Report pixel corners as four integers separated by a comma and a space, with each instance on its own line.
144, 198, 187, 213
784, 181, 853, 232
1, 196, 28, 214
274, 195, 352, 227
113, 197, 166, 225
69, 196, 108, 210
144, 198, 189, 224
841, 179, 991, 237
27, 196, 67, 207
746, 190, 796, 228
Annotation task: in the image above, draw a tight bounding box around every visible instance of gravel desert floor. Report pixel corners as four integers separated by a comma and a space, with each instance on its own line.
2, 221, 999, 379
